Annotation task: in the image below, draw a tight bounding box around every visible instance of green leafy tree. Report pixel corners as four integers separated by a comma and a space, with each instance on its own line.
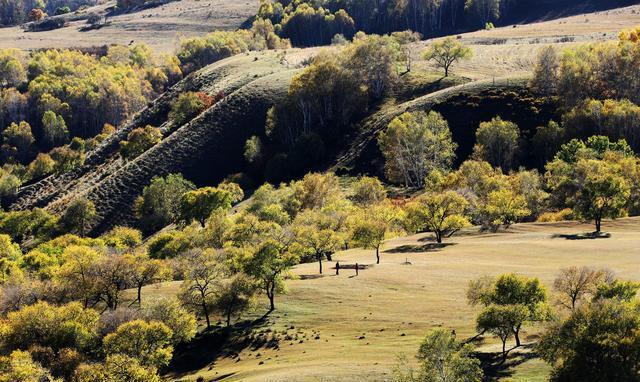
547, 156, 631, 233
473, 117, 520, 172
350, 203, 400, 264
476, 304, 527, 362
417, 328, 483, 382
41, 111, 69, 149
134, 174, 195, 234
404, 191, 470, 243
244, 240, 298, 311
468, 273, 549, 347
214, 274, 256, 327
423, 37, 472, 77
593, 280, 640, 302
379, 111, 456, 188
393, 329, 483, 382
61, 198, 96, 237
103, 320, 173, 369
538, 299, 640, 382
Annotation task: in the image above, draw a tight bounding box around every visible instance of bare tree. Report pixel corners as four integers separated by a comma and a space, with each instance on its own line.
553, 266, 614, 310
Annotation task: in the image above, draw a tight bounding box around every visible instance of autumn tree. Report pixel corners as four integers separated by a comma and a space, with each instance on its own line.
350, 176, 387, 207
473, 117, 520, 172
180, 187, 233, 227
103, 320, 174, 369
480, 188, 530, 231
530, 46, 559, 97
404, 191, 470, 243
128, 254, 171, 307
177, 249, 227, 329
0, 350, 57, 382
553, 266, 613, 310
423, 37, 472, 77
379, 111, 456, 188
293, 209, 340, 274
350, 203, 400, 264
143, 298, 197, 345
73, 354, 161, 382
120, 125, 162, 159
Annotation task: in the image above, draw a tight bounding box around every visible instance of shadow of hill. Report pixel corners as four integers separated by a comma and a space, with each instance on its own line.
385, 243, 457, 254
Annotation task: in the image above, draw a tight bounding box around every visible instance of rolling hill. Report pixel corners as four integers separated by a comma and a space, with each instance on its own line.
9, 4, 640, 234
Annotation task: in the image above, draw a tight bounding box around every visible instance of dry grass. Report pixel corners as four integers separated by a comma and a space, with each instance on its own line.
0, 0, 258, 53
140, 217, 640, 381
411, 4, 640, 80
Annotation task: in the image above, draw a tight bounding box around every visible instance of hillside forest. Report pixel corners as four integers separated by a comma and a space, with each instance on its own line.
1, 1, 640, 382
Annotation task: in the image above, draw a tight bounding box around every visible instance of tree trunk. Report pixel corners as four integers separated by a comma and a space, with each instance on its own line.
137, 285, 143, 307
318, 254, 323, 274
268, 283, 276, 311
202, 302, 211, 329
444, 65, 449, 77
514, 329, 521, 347
502, 340, 507, 363
595, 218, 601, 233
226, 310, 232, 327
436, 231, 442, 244
376, 246, 380, 264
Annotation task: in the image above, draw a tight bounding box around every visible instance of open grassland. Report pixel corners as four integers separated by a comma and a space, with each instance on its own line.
136, 218, 640, 381
412, 4, 640, 80
0, 0, 258, 52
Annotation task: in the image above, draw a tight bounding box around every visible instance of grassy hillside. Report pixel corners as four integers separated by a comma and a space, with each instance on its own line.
127, 217, 640, 381
0, 0, 258, 53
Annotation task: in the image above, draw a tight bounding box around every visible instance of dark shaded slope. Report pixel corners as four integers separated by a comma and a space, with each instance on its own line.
333, 77, 559, 177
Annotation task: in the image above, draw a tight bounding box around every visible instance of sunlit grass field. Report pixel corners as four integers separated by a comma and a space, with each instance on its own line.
133, 217, 640, 381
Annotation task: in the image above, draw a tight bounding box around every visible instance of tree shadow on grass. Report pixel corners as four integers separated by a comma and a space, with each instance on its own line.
551, 232, 611, 240
167, 312, 279, 377
385, 243, 457, 254
476, 344, 540, 382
